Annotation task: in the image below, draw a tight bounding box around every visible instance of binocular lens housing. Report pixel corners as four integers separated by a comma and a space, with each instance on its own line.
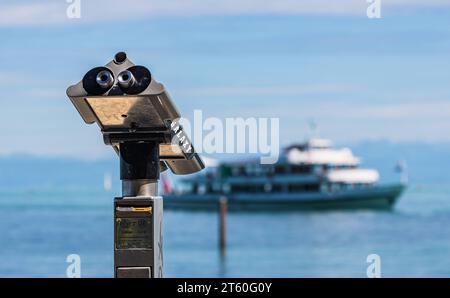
82, 64, 151, 96
118, 70, 135, 89
118, 66, 152, 95
82, 67, 115, 95
96, 70, 114, 89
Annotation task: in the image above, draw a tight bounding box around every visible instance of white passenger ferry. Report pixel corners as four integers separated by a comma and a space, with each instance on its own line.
163, 139, 406, 210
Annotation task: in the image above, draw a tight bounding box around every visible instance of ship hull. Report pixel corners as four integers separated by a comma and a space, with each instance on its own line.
163, 184, 406, 211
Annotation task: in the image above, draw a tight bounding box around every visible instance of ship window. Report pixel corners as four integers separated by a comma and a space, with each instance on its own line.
222, 184, 231, 194
231, 167, 239, 176
212, 182, 222, 193
253, 166, 263, 176
330, 183, 341, 192
291, 165, 312, 174
245, 164, 263, 176
220, 166, 232, 178
272, 184, 284, 192
245, 165, 253, 175
275, 165, 287, 174
288, 183, 320, 192
312, 165, 323, 174
265, 165, 275, 176
208, 183, 215, 193
230, 185, 242, 193
232, 166, 245, 176
231, 184, 265, 193
306, 184, 320, 192
197, 184, 206, 194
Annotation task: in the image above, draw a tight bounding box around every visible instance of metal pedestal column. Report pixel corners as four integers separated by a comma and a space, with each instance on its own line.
114, 142, 164, 278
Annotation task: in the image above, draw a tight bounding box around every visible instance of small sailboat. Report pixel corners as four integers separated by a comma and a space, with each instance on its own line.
104, 172, 112, 192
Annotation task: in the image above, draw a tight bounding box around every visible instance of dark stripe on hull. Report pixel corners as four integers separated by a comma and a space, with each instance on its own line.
163, 184, 406, 212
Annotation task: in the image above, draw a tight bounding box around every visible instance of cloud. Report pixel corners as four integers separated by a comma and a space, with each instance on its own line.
180, 83, 355, 97
1, 0, 449, 26
244, 99, 450, 120
0, 2, 66, 25
357, 101, 450, 119
231, 99, 450, 143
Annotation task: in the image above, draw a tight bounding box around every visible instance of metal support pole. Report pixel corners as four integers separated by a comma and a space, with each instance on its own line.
114, 141, 164, 278
122, 179, 158, 197
219, 196, 228, 255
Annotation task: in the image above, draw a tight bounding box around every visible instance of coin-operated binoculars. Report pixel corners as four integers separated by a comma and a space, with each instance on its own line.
67, 52, 204, 278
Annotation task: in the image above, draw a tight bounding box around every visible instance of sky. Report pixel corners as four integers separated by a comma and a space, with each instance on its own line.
0, 0, 449, 159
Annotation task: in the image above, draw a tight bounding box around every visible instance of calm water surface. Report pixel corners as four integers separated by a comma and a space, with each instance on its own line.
0, 185, 449, 277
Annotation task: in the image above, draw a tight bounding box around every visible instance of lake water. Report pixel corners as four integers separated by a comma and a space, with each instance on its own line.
0, 184, 449, 277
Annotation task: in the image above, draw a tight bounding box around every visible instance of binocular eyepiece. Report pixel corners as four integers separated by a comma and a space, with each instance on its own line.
96, 70, 114, 89
118, 70, 135, 89
83, 61, 151, 95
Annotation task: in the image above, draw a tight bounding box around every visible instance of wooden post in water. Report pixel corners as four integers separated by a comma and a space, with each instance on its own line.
219, 196, 228, 255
